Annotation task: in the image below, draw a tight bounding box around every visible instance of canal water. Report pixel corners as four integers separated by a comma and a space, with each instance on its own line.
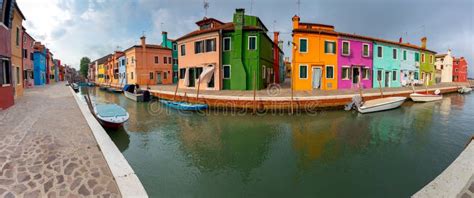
79, 87, 473, 198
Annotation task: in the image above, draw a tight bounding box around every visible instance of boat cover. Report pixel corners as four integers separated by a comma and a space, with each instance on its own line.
96, 104, 128, 117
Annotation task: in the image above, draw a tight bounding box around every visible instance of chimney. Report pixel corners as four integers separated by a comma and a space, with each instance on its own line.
273, 32, 279, 45
234, 8, 245, 30
399, 37, 403, 43
421, 37, 427, 49
161, 31, 168, 47
292, 15, 300, 29
140, 36, 146, 49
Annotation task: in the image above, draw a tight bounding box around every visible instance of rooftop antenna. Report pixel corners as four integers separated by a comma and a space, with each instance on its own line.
203, 0, 209, 17
250, 0, 254, 14
296, 0, 301, 16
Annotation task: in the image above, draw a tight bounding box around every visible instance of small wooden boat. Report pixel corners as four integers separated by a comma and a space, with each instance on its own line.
410, 89, 442, 102
123, 84, 150, 102
107, 87, 123, 93
99, 85, 108, 91
93, 103, 129, 129
346, 96, 406, 114
458, 86, 472, 94
160, 100, 208, 111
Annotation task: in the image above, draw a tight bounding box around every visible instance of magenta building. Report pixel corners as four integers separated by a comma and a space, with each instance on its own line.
337, 33, 373, 89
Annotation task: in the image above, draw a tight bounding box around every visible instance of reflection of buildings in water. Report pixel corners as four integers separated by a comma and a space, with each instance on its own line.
439, 97, 452, 119
107, 128, 130, 152
450, 94, 466, 108
176, 115, 277, 180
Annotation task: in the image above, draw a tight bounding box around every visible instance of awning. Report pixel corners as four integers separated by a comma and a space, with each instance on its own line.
199, 66, 215, 84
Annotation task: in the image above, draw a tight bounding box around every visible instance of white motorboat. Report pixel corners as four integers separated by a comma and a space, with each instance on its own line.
346, 96, 406, 114
458, 86, 472, 94
123, 84, 151, 102
410, 89, 442, 102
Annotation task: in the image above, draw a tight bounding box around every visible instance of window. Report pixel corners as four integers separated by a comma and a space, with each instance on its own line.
421, 53, 425, 63
415, 53, 420, 62
179, 68, 186, 79
168, 57, 172, 64
164, 57, 167, 64
16, 67, 20, 85
262, 66, 266, 79
377, 70, 382, 81
172, 43, 177, 51
30, 53, 33, 61
223, 65, 231, 79
248, 36, 257, 50
149, 72, 153, 80
362, 68, 370, 79
403, 50, 407, 60
299, 65, 308, 79
326, 66, 334, 78
131, 72, 134, 79
324, 41, 336, 54
299, 38, 307, 53
15, 27, 19, 46
164, 72, 167, 79
173, 58, 178, 65
414, 72, 419, 80
377, 46, 383, 58
392, 70, 397, 81
363, 44, 370, 57
122, 59, 125, 65
223, 37, 231, 51
154, 56, 159, 64
131, 56, 135, 63
342, 41, 350, 55
195, 41, 204, 53
205, 39, 216, 52
430, 55, 434, 64
393, 48, 398, 59
196, 67, 203, 79
342, 67, 350, 80
180, 45, 186, 56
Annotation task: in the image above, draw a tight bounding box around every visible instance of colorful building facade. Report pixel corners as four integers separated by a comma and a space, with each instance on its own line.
33, 42, 47, 86
22, 30, 35, 88
118, 55, 126, 85
434, 50, 453, 83
11, 2, 25, 98
292, 15, 338, 91
0, 0, 16, 109
419, 38, 436, 85
161, 31, 178, 83
453, 57, 468, 82
124, 36, 173, 86
373, 42, 402, 88
399, 46, 420, 86
337, 33, 373, 89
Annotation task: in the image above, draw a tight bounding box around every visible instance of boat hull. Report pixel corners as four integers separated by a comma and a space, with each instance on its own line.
124, 91, 145, 102
458, 87, 472, 94
410, 93, 443, 102
160, 100, 208, 111
97, 119, 124, 129
357, 97, 406, 114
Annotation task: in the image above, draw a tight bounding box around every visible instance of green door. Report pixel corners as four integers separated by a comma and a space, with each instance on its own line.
156, 72, 162, 84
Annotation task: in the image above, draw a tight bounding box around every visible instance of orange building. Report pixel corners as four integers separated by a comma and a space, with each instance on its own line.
11, 3, 25, 97
291, 15, 338, 91
125, 36, 173, 86
105, 51, 125, 87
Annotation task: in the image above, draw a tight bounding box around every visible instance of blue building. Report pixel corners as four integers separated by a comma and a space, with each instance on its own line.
33, 44, 47, 86
161, 31, 178, 83
118, 55, 126, 85
399, 46, 420, 86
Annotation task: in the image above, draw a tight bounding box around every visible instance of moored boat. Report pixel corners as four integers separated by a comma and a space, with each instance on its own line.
410, 89, 442, 102
71, 83, 79, 93
107, 87, 123, 93
346, 96, 406, 114
123, 84, 150, 102
93, 103, 129, 129
458, 86, 472, 94
160, 100, 208, 111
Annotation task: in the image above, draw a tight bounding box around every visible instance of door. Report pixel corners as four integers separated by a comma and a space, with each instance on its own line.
385, 71, 390, 87
156, 72, 162, 84
352, 67, 360, 85
312, 67, 322, 89
189, 68, 195, 87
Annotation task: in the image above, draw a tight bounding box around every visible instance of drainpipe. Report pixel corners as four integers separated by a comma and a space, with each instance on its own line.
219, 29, 222, 90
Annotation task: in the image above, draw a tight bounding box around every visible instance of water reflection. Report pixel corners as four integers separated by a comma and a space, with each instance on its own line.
107, 128, 130, 152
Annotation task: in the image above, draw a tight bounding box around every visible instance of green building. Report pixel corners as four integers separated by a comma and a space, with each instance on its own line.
161, 31, 179, 83
418, 37, 436, 85
222, 8, 280, 90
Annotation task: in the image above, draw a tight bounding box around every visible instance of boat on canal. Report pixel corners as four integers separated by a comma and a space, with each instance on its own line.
71, 83, 79, 92
458, 86, 472, 94
160, 100, 208, 111
107, 86, 123, 93
93, 103, 129, 129
410, 89, 443, 102
123, 84, 151, 102
346, 95, 406, 114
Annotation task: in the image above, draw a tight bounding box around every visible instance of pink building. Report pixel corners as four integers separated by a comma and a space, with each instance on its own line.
22, 30, 35, 88
337, 33, 373, 89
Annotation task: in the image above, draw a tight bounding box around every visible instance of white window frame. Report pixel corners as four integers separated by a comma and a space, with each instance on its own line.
341, 41, 350, 56
430, 55, 434, 64
325, 65, 334, 79
299, 64, 308, 79
393, 48, 398, 60
377, 46, 383, 58
223, 37, 231, 51
248, 36, 257, 50
299, 38, 308, 53
362, 67, 370, 80
342, 66, 350, 80
172, 43, 177, 51
324, 40, 336, 54
362, 43, 370, 57
223, 65, 231, 79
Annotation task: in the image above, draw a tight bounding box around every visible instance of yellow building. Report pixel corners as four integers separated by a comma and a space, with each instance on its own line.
291, 15, 338, 91
93, 54, 112, 84
11, 3, 25, 97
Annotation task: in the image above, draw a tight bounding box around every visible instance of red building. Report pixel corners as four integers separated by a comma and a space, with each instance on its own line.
22, 30, 35, 88
453, 57, 468, 82
0, 0, 16, 110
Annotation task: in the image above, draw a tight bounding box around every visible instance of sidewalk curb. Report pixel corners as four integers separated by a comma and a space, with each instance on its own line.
69, 87, 148, 198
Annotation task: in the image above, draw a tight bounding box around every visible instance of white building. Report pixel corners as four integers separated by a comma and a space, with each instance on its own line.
434, 50, 453, 83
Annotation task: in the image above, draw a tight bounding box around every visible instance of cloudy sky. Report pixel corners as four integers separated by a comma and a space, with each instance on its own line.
17, 0, 473, 77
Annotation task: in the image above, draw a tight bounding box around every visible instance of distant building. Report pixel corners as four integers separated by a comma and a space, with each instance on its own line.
419, 37, 436, 86
11, 2, 25, 98
33, 42, 47, 86
453, 57, 468, 82
87, 62, 95, 82
22, 30, 35, 88
92, 54, 112, 84
118, 55, 126, 85
161, 31, 178, 84
434, 50, 453, 83
125, 36, 173, 86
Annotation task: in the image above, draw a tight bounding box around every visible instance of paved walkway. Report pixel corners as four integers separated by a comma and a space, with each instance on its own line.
0, 82, 120, 197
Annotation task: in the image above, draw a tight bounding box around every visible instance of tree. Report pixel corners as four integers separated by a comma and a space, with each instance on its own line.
79, 57, 91, 78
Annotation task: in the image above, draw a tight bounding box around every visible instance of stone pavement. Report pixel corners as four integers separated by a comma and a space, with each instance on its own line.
0, 82, 120, 197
